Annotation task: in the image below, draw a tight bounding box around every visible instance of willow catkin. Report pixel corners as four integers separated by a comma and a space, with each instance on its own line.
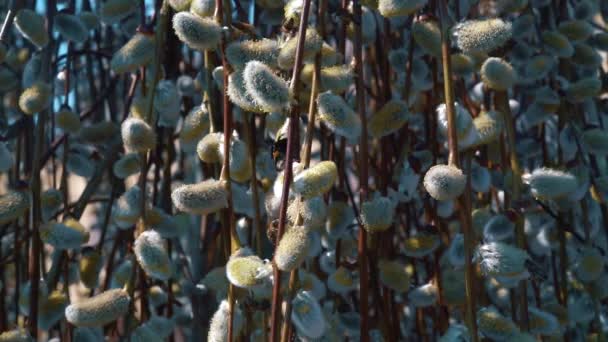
208, 300, 245, 342
113, 186, 142, 229
226, 39, 280, 68
112, 153, 141, 179
477, 307, 519, 340
196, 132, 223, 163
480, 57, 517, 91
171, 179, 228, 215
361, 196, 396, 233
423, 164, 467, 201
99, 0, 136, 24
55, 108, 81, 134
40, 218, 89, 250
78, 121, 119, 145
411, 20, 441, 57
369, 100, 409, 138
79, 249, 102, 289
316, 91, 361, 142
0, 190, 30, 225
110, 32, 155, 74
301, 64, 353, 93
14, 9, 49, 48
133, 230, 173, 281
226, 250, 266, 288
64, 289, 131, 327
452, 18, 512, 53
190, 0, 215, 17
378, 0, 427, 17
227, 69, 264, 113
558, 19, 593, 41
179, 106, 210, 152
172, 12, 221, 51
39, 291, 68, 331
277, 27, 323, 70
290, 291, 326, 339
292, 161, 338, 200
55, 13, 88, 44
522, 167, 578, 199
121, 117, 156, 152
243, 61, 290, 113
19, 81, 52, 115
154, 80, 181, 127
582, 128, 608, 156
275, 226, 309, 272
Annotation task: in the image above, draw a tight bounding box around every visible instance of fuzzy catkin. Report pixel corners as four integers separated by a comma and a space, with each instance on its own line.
171, 179, 228, 214
293, 161, 338, 199
226, 39, 279, 68
316, 91, 361, 142
14, 9, 49, 48
121, 117, 156, 152
172, 12, 221, 51
0, 190, 30, 225
423, 164, 466, 201
134, 230, 173, 281
19, 81, 52, 115
452, 18, 512, 53
275, 226, 309, 272
64, 289, 131, 327
243, 61, 290, 113
208, 300, 244, 342
110, 33, 155, 74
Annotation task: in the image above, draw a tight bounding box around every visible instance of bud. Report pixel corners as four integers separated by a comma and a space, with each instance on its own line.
172, 12, 221, 51
378, 0, 427, 18
208, 300, 244, 342
403, 234, 441, 258
0, 190, 30, 225
542, 30, 574, 58
412, 20, 441, 57
243, 61, 290, 113
55, 108, 81, 134
378, 259, 410, 293
316, 91, 361, 142
292, 161, 337, 200
423, 164, 466, 201
111, 260, 133, 289
278, 28, 323, 70
134, 230, 173, 281
453, 18, 512, 53
480, 57, 516, 91
40, 218, 89, 250
39, 291, 68, 330
408, 283, 438, 307
291, 291, 326, 339
196, 132, 223, 163
361, 196, 395, 233
226, 39, 280, 68
79, 249, 102, 289
558, 20, 592, 41
55, 13, 88, 44
110, 32, 155, 74
19, 81, 52, 115
14, 9, 49, 48
477, 307, 519, 341
369, 100, 409, 139
522, 167, 578, 199
121, 117, 156, 152
99, 0, 137, 24
275, 226, 309, 272
582, 128, 608, 156
112, 153, 141, 179
78, 121, 119, 145
65, 289, 131, 327
483, 214, 514, 242
171, 179, 228, 214
226, 249, 267, 288
475, 242, 528, 276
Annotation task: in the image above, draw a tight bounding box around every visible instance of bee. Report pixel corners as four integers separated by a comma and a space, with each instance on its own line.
271, 137, 288, 171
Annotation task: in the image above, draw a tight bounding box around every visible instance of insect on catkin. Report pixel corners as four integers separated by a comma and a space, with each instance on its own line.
64, 289, 131, 327
171, 179, 228, 215
172, 12, 221, 51
243, 61, 290, 113
134, 230, 173, 281
121, 117, 156, 153
14, 9, 49, 48
292, 161, 338, 200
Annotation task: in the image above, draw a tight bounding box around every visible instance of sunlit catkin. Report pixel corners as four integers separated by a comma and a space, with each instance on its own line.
226, 39, 279, 68
172, 12, 221, 51
243, 61, 290, 113
378, 0, 428, 17
423, 164, 466, 201
14, 9, 49, 48
64, 289, 131, 327
110, 32, 155, 74
19, 81, 52, 115
226, 249, 266, 288
522, 167, 578, 199
275, 226, 309, 272
277, 28, 323, 70
452, 18, 512, 53
121, 117, 156, 153
134, 230, 173, 281
0, 189, 30, 225
369, 100, 409, 138
411, 20, 441, 57
316, 91, 361, 142
292, 161, 338, 200
227, 69, 264, 113
171, 179, 228, 214
208, 300, 244, 342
